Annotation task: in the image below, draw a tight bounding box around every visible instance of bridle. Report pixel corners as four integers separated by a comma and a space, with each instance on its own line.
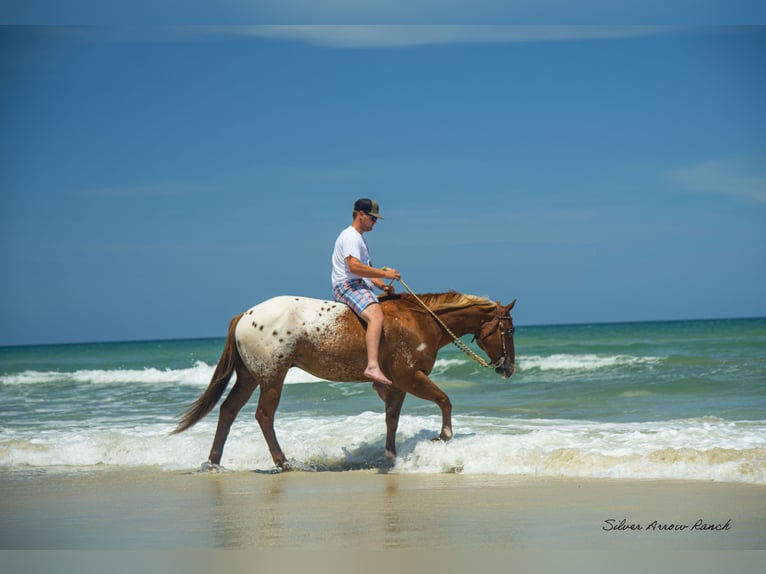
474, 307, 515, 371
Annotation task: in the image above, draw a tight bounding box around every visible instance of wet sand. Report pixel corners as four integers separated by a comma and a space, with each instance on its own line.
1, 468, 764, 572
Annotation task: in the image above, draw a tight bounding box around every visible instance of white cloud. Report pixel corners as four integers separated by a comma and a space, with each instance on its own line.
668, 158, 766, 205
196, 25, 673, 49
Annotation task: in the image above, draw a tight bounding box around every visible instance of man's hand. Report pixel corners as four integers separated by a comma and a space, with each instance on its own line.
377, 267, 400, 294
381, 266, 400, 281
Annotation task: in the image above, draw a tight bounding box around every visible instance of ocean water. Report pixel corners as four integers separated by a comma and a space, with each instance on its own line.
1, 318, 764, 483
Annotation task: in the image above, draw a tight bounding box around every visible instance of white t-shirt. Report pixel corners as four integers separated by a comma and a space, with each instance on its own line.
331, 226, 373, 287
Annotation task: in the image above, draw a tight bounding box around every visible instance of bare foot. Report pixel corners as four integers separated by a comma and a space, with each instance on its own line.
364, 365, 393, 386
372, 382, 388, 401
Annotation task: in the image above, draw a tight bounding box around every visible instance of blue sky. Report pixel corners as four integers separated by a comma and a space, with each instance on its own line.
1, 25, 764, 345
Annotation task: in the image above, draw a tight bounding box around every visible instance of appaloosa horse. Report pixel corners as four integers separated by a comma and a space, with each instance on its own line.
173, 291, 516, 469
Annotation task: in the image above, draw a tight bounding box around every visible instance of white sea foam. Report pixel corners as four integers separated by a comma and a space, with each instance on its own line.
0, 362, 216, 386
2, 413, 763, 484
393, 417, 766, 483
284, 368, 327, 384
520, 354, 662, 372
0, 363, 327, 387
425, 354, 663, 374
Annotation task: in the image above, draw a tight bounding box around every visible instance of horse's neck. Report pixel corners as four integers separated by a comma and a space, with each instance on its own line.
439, 306, 492, 338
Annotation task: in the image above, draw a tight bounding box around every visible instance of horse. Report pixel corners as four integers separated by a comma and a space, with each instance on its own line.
172, 291, 516, 469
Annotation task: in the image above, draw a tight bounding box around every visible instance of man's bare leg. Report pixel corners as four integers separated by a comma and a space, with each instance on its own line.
360, 304, 393, 387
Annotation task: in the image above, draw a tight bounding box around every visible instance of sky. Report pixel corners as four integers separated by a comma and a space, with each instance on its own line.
1, 24, 765, 345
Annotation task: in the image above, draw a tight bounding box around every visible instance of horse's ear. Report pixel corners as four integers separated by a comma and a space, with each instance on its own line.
506, 299, 517, 312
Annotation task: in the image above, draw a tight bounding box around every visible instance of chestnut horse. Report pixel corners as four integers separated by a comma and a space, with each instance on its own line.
173, 291, 516, 469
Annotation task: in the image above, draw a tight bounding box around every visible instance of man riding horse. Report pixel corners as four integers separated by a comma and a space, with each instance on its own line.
331, 198, 400, 397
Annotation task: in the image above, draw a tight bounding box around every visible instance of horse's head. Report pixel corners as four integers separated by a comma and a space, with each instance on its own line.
474, 299, 517, 378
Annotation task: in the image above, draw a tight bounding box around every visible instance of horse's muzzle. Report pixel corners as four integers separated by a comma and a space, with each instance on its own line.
496, 362, 516, 379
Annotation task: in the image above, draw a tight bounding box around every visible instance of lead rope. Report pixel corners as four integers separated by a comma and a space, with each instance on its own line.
393, 275, 494, 369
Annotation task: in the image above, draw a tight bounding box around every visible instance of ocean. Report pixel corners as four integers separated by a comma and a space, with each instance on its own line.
1, 318, 764, 483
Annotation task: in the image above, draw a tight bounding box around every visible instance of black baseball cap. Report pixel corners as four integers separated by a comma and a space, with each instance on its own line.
354, 198, 384, 219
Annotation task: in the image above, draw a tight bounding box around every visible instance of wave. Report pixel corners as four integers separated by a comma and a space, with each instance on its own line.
519, 354, 662, 372
2, 414, 763, 484
0, 353, 663, 387
0, 362, 325, 387
0, 361, 217, 386
433, 354, 663, 375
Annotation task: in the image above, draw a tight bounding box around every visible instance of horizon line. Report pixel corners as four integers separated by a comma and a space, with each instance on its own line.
3, 314, 764, 349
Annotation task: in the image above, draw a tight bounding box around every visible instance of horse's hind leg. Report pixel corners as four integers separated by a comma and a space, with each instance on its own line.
208, 367, 258, 466
255, 374, 289, 469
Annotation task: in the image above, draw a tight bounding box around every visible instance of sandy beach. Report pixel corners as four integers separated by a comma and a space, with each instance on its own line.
2, 468, 765, 572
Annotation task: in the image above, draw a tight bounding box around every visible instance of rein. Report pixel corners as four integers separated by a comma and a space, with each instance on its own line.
395, 277, 509, 370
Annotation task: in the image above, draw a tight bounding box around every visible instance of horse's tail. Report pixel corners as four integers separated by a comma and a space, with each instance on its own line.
171, 313, 244, 435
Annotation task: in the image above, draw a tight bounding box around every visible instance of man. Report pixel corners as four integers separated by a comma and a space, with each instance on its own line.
331, 198, 401, 392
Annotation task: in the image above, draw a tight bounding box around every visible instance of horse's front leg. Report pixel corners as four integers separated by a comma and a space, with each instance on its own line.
405, 370, 453, 442
383, 389, 407, 459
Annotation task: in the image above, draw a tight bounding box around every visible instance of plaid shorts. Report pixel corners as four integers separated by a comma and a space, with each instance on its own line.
333, 279, 379, 316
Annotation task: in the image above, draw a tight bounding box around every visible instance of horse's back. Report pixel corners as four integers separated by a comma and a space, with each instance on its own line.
238, 296, 349, 335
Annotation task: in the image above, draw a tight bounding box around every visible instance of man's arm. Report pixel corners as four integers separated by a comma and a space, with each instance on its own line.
346, 256, 400, 291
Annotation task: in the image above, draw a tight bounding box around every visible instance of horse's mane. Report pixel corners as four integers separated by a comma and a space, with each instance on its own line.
390, 291, 496, 314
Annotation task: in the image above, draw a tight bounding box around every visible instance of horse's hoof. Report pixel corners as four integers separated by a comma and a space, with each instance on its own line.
385, 449, 396, 461
200, 461, 225, 473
